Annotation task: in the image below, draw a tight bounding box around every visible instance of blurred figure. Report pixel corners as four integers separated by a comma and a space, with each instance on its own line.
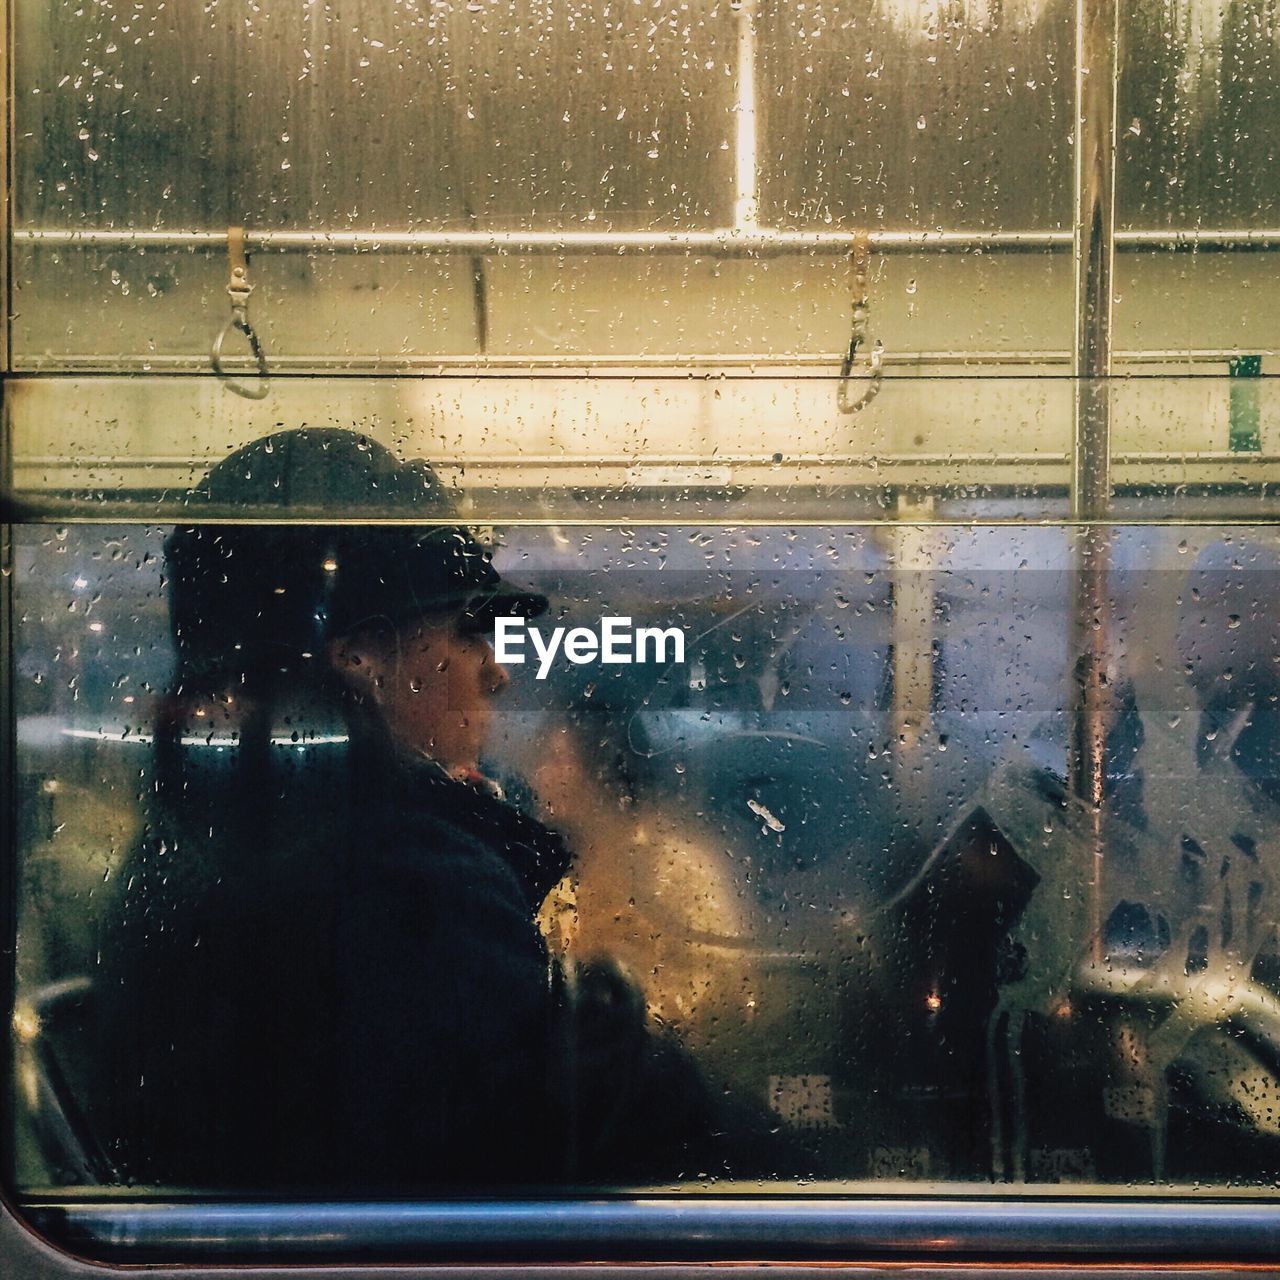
531, 700, 761, 1039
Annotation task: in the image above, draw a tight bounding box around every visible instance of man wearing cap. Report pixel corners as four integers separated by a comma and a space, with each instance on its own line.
97, 428, 736, 1189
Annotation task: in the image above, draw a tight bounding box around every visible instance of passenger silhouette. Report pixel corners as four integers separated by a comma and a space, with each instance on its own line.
97, 428, 780, 1190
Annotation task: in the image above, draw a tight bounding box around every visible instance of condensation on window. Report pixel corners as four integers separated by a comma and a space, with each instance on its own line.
12, 510, 1280, 1189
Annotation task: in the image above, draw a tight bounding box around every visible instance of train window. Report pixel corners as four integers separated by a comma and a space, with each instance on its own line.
4, 0, 1280, 1272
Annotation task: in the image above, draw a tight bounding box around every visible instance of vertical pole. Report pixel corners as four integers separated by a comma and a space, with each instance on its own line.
1072, 0, 1118, 521
1, 0, 10, 374
0, 398, 11, 1193
733, 0, 759, 232
0, 0, 15, 1186
1070, 0, 1120, 958
880, 493, 937, 828
892, 493, 936, 753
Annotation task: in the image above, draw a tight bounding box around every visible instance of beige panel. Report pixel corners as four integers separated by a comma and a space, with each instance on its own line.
7, 373, 1280, 505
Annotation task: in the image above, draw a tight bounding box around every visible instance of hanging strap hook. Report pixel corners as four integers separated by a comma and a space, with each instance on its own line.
211, 225, 270, 400
836, 229, 884, 415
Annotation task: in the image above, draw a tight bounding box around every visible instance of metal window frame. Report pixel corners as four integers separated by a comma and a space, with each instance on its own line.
11, 1196, 1280, 1266
4, 0, 1280, 1273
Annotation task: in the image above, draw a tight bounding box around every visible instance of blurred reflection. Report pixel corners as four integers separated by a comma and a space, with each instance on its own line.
530, 697, 760, 1039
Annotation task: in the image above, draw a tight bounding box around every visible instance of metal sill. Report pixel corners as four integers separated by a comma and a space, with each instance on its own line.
19, 1196, 1280, 1265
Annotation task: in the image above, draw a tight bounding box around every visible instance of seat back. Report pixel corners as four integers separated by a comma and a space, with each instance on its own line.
16, 977, 116, 1186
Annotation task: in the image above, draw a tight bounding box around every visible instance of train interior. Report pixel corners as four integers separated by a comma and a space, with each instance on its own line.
5, 0, 1280, 1200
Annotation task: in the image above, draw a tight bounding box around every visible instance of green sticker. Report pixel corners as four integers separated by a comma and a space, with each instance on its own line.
1229, 355, 1262, 453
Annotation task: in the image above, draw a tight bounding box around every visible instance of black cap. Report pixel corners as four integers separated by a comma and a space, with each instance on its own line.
166, 429, 547, 680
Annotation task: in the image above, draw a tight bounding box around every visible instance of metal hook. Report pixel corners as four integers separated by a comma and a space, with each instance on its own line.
836, 229, 884, 415
211, 225, 270, 400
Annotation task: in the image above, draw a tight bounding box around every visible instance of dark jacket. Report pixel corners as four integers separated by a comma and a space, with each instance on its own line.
96, 736, 739, 1190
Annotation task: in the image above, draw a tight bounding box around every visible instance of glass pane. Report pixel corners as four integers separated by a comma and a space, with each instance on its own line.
1114, 0, 1280, 363
1118, 0, 1280, 230
4, 0, 1280, 1236
11, 0, 1082, 369
12, 480, 1280, 1189
13, 0, 734, 232
10, 0, 745, 368
757, 0, 1073, 232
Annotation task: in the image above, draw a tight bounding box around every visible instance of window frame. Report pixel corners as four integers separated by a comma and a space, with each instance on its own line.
5, 0, 1280, 1273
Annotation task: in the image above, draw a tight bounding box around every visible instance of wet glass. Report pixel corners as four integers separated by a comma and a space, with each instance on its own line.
12, 492, 1280, 1190
756, 0, 1072, 233
11, 0, 737, 368
1112, 0, 1280, 360
9, 0, 1074, 369
1118, 0, 1280, 231
13, 0, 734, 232
3, 0, 1280, 1246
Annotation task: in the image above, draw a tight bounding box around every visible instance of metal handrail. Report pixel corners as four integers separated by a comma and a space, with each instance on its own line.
12, 227, 1280, 254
